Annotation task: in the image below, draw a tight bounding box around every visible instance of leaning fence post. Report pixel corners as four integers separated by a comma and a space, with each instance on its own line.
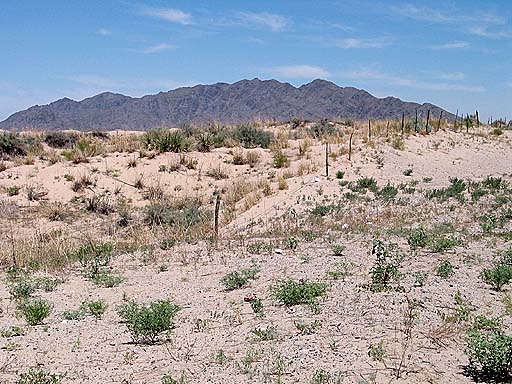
437, 110, 443, 132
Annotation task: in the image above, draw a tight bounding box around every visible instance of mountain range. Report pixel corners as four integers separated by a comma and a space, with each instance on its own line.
0, 79, 454, 131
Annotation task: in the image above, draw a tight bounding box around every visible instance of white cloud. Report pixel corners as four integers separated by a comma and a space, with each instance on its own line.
235, 12, 289, 32
335, 37, 392, 49
469, 25, 512, 39
141, 43, 176, 54
429, 71, 465, 81
142, 8, 192, 25
95, 28, 112, 36
264, 65, 330, 79
391, 4, 506, 25
341, 69, 484, 92
430, 41, 470, 50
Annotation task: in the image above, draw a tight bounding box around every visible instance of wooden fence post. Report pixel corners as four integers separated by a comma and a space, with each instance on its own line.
401, 112, 405, 136
454, 109, 458, 131
348, 131, 353, 161
437, 110, 443, 132
425, 109, 430, 133
476, 110, 480, 126
325, 142, 329, 177
214, 194, 221, 240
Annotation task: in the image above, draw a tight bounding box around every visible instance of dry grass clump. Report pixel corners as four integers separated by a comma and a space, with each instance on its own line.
71, 173, 97, 193
109, 133, 141, 153
207, 165, 229, 180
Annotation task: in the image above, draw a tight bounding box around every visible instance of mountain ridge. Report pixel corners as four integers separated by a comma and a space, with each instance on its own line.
0, 78, 454, 131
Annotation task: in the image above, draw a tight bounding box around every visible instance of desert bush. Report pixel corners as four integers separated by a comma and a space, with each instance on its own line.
16, 367, 62, 384
331, 244, 345, 256
19, 298, 53, 325
335, 170, 345, 179
465, 316, 512, 380
91, 272, 123, 288
207, 165, 229, 180
376, 184, 398, 201
436, 259, 455, 279
81, 299, 108, 318
426, 177, 466, 201
251, 326, 278, 341
407, 227, 429, 249
482, 253, 512, 291
308, 119, 336, 138
232, 124, 273, 148
44, 131, 77, 148
72, 242, 113, 278
221, 266, 260, 291
62, 138, 103, 163
196, 133, 214, 152
271, 279, 328, 311
143, 129, 190, 153
0, 132, 31, 157
1, 325, 25, 337
84, 194, 115, 214
7, 185, 21, 196
355, 177, 378, 193
9, 279, 37, 300
26, 185, 48, 201
117, 299, 181, 343
369, 240, 402, 292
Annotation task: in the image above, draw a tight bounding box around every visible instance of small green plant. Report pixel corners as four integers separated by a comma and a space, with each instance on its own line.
369, 240, 402, 292
221, 266, 260, 291
413, 271, 428, 287
368, 340, 385, 362
7, 185, 21, 196
326, 261, 354, 281
331, 244, 345, 256
403, 168, 413, 176
376, 184, 398, 201
295, 319, 322, 335
8, 279, 36, 300
271, 279, 328, 312
161, 372, 187, 384
19, 298, 53, 326
465, 316, 512, 380
117, 299, 181, 343
248, 297, 264, 317
82, 299, 108, 318
16, 367, 62, 384
407, 227, 429, 249
0, 326, 24, 337
335, 170, 345, 179
482, 254, 512, 291
436, 259, 455, 279
251, 326, 278, 341
62, 309, 86, 321
91, 272, 124, 288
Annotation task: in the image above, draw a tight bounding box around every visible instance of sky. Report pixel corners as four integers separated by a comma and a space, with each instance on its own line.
1, 0, 511, 121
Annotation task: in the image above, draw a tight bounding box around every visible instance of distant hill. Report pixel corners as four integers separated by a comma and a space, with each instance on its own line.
0, 78, 454, 131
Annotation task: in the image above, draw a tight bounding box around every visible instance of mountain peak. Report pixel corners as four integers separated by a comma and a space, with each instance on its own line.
0, 79, 453, 131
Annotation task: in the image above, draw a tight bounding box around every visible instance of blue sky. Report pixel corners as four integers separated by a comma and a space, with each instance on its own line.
1, 0, 511, 121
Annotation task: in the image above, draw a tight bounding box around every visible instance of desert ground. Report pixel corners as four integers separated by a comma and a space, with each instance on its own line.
0, 119, 511, 384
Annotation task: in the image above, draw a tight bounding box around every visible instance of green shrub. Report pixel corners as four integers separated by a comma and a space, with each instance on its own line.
0, 132, 30, 157
369, 240, 402, 292
331, 244, 345, 256
117, 299, 181, 343
308, 119, 336, 138
482, 254, 512, 291
465, 316, 512, 380
407, 227, 429, 249
355, 177, 378, 193
7, 185, 21, 196
221, 266, 260, 291
91, 272, 123, 288
19, 298, 53, 326
81, 299, 108, 318
403, 168, 413, 176
232, 124, 273, 148
72, 242, 113, 278
17, 367, 62, 384
251, 326, 278, 341
436, 259, 455, 279
376, 184, 398, 200
143, 129, 190, 153
335, 170, 345, 179
0, 326, 25, 337
273, 150, 289, 168
271, 279, 327, 312
44, 131, 77, 148
9, 279, 36, 300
